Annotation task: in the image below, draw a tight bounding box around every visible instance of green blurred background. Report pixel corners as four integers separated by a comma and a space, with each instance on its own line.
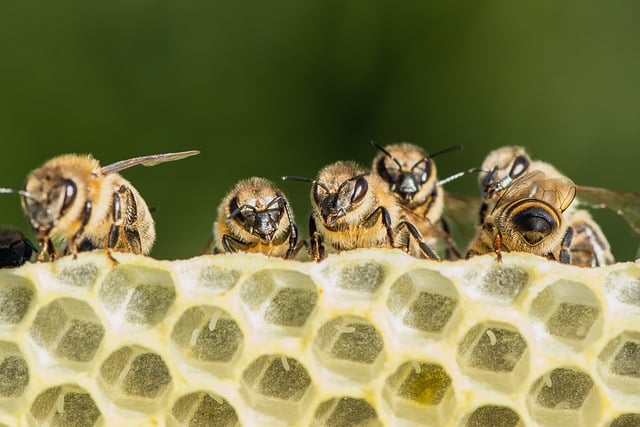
1, 1, 639, 261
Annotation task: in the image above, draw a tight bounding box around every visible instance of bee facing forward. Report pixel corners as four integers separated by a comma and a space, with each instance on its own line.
285, 161, 437, 261
210, 177, 300, 259
2, 151, 199, 259
371, 141, 460, 258
467, 170, 577, 262
0, 226, 37, 268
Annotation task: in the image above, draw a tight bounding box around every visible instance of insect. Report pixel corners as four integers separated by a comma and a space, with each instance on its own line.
1, 150, 199, 260
466, 170, 577, 262
0, 226, 37, 268
209, 177, 300, 259
370, 141, 462, 258
476, 146, 632, 266
284, 161, 437, 261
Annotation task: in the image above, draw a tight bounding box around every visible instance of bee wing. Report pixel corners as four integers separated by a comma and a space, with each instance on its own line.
442, 191, 483, 246
576, 185, 640, 235
494, 170, 576, 212
98, 150, 200, 176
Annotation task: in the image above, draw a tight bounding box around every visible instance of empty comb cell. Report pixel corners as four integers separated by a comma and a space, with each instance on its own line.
29, 298, 105, 365
386, 269, 459, 337
465, 264, 529, 304
99, 264, 176, 327
598, 331, 640, 394
323, 258, 386, 294
0, 271, 34, 326
240, 269, 318, 330
169, 391, 239, 427
0, 341, 28, 403
312, 397, 381, 427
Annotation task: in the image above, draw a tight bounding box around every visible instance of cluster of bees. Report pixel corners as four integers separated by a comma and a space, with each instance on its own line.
1, 145, 638, 268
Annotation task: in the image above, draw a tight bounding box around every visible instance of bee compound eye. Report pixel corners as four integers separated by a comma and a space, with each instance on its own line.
510, 155, 530, 178
61, 180, 77, 213
351, 177, 368, 204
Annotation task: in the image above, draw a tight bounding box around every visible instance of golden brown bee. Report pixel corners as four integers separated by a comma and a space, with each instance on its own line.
476, 146, 626, 266
1, 150, 199, 259
210, 177, 300, 259
371, 142, 461, 258
0, 226, 37, 268
284, 161, 437, 261
467, 170, 577, 262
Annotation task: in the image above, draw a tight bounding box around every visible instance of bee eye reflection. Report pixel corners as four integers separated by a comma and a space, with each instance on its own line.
351, 177, 368, 203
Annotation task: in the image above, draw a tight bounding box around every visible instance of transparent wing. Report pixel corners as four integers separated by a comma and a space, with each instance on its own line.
494, 170, 576, 213
98, 150, 200, 176
576, 185, 640, 235
442, 191, 483, 247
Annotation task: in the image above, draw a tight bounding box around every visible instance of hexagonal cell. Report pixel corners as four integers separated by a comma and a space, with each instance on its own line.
198, 264, 240, 293
52, 255, 100, 288
0, 271, 35, 326
463, 405, 522, 427
239, 269, 318, 330
314, 316, 385, 381
527, 367, 600, 427
29, 298, 105, 365
383, 361, 454, 424
598, 331, 640, 394
29, 384, 101, 427
322, 259, 386, 295
171, 306, 244, 372
465, 264, 529, 304
457, 322, 529, 391
604, 267, 640, 313
99, 264, 176, 327
0, 341, 29, 403
530, 280, 603, 350
386, 269, 459, 337
609, 414, 640, 427
169, 391, 239, 427
241, 354, 312, 421
99, 345, 172, 411
312, 397, 381, 427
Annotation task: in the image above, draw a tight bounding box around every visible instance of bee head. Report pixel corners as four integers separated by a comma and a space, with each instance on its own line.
314, 174, 369, 226
228, 194, 284, 243
21, 170, 77, 232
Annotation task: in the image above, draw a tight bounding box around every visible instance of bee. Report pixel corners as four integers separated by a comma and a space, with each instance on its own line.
1, 150, 199, 260
0, 226, 37, 268
476, 146, 629, 266
467, 170, 577, 262
284, 161, 437, 261
209, 177, 300, 259
371, 141, 462, 258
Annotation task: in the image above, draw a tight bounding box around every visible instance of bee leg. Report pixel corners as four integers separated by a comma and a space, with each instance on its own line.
285, 224, 303, 259
440, 218, 461, 260
396, 220, 439, 260
364, 206, 394, 246
309, 215, 324, 261
69, 200, 93, 259
119, 186, 143, 254
559, 226, 574, 264
37, 236, 55, 262
493, 231, 503, 263
222, 234, 251, 253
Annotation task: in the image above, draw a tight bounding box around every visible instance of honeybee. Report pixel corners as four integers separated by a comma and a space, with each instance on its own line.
1, 150, 199, 260
476, 146, 631, 266
209, 177, 300, 259
0, 226, 37, 268
467, 170, 577, 262
371, 141, 462, 258
284, 161, 437, 261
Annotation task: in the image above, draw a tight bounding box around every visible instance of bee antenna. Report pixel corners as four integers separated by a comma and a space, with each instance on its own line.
0, 188, 36, 200
282, 176, 330, 193
370, 141, 403, 169
437, 167, 489, 186
427, 144, 464, 159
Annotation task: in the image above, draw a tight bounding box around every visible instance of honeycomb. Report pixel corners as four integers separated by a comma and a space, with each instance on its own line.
1, 249, 640, 426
